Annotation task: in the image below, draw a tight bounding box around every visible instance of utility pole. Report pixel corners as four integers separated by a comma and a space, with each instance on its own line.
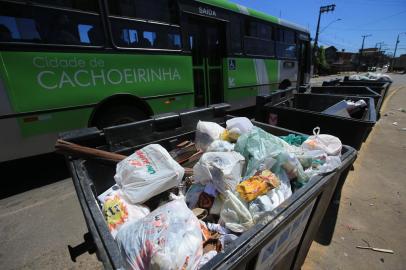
374, 42, 385, 67
391, 32, 406, 71
357, 34, 371, 71
312, 4, 336, 75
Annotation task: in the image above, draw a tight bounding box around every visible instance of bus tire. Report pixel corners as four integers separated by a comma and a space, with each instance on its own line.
92, 105, 148, 129
279, 80, 291, 90
90, 104, 148, 129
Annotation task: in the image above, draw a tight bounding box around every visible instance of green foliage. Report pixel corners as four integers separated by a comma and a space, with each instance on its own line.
312, 44, 330, 74
317, 46, 330, 72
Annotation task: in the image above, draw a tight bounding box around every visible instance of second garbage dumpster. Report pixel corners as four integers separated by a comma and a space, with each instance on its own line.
255, 88, 377, 150
322, 79, 391, 104
309, 86, 383, 118
61, 104, 357, 270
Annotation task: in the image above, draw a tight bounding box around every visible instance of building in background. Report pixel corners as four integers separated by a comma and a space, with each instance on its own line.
324, 46, 357, 73
357, 47, 390, 71
392, 54, 406, 72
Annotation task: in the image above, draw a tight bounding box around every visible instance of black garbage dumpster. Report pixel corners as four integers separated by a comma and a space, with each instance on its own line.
255, 89, 377, 150
61, 104, 357, 270
309, 86, 383, 117
322, 80, 391, 104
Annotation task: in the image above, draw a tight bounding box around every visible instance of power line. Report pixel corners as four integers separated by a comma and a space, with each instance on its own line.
318, 38, 359, 50
355, 9, 406, 28
327, 27, 406, 32
321, 32, 360, 47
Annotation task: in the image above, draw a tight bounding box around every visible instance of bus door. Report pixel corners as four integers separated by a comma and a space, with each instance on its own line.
297, 35, 311, 86
187, 17, 226, 106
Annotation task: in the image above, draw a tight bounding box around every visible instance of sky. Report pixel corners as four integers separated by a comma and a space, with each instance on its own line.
232, 0, 406, 56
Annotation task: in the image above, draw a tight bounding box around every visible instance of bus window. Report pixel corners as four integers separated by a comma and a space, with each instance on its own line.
276, 29, 297, 59
78, 24, 95, 44
0, 16, 41, 42
107, 0, 178, 24
243, 19, 274, 57
168, 33, 181, 49
117, 27, 139, 47
229, 16, 242, 54
110, 18, 181, 50
244, 37, 274, 56
0, 1, 104, 46
284, 30, 295, 44
245, 20, 272, 39
142, 31, 155, 47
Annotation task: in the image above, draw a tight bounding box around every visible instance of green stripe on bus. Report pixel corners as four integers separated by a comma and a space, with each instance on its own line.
0, 51, 194, 113
196, 0, 279, 24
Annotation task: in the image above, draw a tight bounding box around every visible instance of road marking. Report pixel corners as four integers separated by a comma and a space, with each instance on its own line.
379, 85, 403, 113
354, 84, 403, 161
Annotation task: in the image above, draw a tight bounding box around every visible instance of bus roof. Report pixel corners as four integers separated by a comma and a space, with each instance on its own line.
195, 0, 309, 34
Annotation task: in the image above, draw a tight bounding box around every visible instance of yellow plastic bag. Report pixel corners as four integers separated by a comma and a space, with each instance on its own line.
236, 170, 280, 202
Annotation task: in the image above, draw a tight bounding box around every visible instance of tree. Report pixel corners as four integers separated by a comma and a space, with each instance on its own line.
312, 44, 330, 74
317, 46, 330, 74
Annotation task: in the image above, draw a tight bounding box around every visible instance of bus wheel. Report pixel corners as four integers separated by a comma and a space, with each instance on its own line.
92, 105, 148, 129
279, 80, 291, 90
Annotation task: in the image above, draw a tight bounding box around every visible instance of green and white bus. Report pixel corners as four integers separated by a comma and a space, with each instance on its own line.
0, 0, 311, 161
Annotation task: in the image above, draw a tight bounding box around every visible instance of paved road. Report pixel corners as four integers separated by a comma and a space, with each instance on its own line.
0, 179, 102, 270
0, 73, 405, 270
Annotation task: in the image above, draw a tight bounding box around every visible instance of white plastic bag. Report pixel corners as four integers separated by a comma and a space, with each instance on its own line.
195, 121, 225, 151
249, 170, 292, 221
302, 127, 342, 156
226, 117, 254, 136
99, 186, 150, 238
116, 199, 203, 270
193, 151, 245, 194
114, 144, 184, 204
304, 155, 342, 179
220, 190, 254, 233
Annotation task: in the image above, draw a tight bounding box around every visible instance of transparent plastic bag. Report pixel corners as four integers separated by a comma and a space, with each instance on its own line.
193, 151, 245, 194
220, 190, 254, 233
114, 144, 184, 204
305, 155, 342, 179
185, 183, 205, 209
195, 121, 225, 151
235, 127, 308, 184
116, 199, 203, 270
207, 140, 234, 152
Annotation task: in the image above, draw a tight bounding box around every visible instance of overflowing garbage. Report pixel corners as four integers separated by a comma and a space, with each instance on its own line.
348, 72, 392, 82
96, 117, 344, 269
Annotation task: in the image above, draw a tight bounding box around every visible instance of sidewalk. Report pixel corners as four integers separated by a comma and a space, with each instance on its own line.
304, 76, 406, 270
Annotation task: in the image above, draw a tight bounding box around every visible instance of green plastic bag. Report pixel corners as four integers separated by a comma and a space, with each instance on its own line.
235, 127, 309, 185
279, 134, 309, 147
